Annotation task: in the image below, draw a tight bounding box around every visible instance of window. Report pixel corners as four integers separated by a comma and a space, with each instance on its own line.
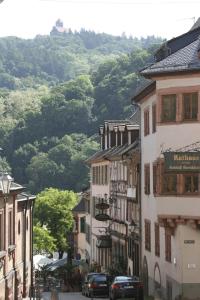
152, 104, 156, 133
86, 200, 90, 214
161, 94, 176, 122
26, 216, 29, 230
144, 108, 150, 136
155, 223, 160, 257
8, 210, 13, 245
184, 174, 198, 193
85, 223, 91, 244
162, 174, 177, 194
144, 164, 150, 195
183, 93, 198, 120
18, 220, 21, 235
0, 212, 3, 250
166, 280, 173, 300
145, 220, 151, 251
101, 165, 104, 185
92, 197, 96, 217
80, 217, 85, 233
165, 229, 171, 262
92, 167, 96, 184
105, 165, 108, 184
153, 164, 157, 194
127, 201, 133, 222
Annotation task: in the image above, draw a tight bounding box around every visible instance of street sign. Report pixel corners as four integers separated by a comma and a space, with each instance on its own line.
164, 152, 200, 172
95, 202, 110, 210
95, 213, 111, 221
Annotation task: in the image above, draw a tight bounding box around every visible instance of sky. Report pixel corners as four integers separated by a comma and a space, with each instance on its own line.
0, 0, 200, 40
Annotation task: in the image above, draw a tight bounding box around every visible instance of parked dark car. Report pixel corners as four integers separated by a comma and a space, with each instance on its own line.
82, 272, 107, 297
88, 273, 110, 297
109, 276, 144, 300
82, 273, 110, 297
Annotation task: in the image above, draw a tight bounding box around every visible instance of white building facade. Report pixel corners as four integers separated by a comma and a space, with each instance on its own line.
133, 24, 200, 300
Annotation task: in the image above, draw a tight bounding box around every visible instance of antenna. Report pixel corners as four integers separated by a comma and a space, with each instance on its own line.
177, 17, 195, 24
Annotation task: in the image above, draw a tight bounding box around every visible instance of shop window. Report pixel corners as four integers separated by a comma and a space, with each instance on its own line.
144, 108, 150, 136
184, 174, 198, 193
145, 220, 151, 252
161, 94, 176, 122
183, 93, 198, 121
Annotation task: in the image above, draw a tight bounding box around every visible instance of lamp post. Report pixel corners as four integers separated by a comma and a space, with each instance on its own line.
0, 173, 13, 197
0, 172, 13, 300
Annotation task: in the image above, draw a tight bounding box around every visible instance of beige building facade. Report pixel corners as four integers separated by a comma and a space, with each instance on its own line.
0, 180, 35, 300
133, 23, 200, 300
86, 112, 141, 275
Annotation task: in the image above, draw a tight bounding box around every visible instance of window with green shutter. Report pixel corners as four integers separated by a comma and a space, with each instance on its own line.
80, 217, 85, 233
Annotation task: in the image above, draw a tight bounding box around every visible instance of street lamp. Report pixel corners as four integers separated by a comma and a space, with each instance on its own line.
128, 220, 140, 237
0, 173, 13, 197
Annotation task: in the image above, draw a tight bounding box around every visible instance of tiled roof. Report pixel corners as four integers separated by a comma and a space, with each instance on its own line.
73, 197, 85, 212
17, 193, 36, 202
86, 140, 140, 163
128, 107, 141, 125
141, 38, 200, 76
190, 18, 200, 31
132, 80, 156, 103
155, 25, 200, 62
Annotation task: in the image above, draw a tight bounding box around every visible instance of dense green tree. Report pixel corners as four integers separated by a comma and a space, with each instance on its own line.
0, 32, 163, 193
33, 225, 56, 255
24, 134, 98, 193
0, 157, 11, 174
34, 188, 78, 258
26, 153, 60, 192
12, 143, 38, 183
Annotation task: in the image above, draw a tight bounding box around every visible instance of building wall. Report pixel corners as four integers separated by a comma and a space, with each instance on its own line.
140, 74, 200, 299
0, 192, 34, 299
90, 161, 110, 269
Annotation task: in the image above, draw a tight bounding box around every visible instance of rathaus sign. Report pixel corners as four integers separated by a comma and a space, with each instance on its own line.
164, 152, 200, 172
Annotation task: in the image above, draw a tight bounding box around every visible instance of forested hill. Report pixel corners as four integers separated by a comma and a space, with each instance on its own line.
0, 30, 163, 89
0, 29, 164, 193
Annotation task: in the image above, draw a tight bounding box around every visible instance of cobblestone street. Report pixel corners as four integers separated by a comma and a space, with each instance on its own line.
42, 292, 109, 300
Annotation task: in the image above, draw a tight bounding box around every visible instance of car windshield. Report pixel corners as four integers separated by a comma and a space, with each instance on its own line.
93, 275, 107, 282
115, 276, 134, 281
